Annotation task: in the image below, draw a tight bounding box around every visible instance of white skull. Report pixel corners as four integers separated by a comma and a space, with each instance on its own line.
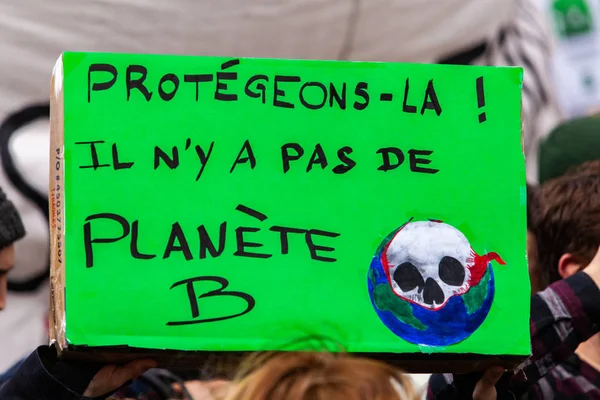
384, 221, 474, 310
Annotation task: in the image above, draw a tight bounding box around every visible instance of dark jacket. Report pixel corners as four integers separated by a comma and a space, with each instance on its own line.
0, 346, 194, 400
0, 346, 103, 400
0, 358, 24, 388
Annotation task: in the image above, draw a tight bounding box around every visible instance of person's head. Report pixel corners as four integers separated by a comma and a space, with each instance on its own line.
536, 160, 600, 285
526, 184, 543, 292
0, 187, 25, 310
221, 352, 416, 400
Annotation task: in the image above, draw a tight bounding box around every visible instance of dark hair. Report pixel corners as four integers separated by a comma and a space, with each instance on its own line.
565, 159, 600, 177
537, 161, 600, 284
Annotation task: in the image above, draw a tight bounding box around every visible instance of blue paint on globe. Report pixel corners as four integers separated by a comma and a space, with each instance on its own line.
367, 249, 495, 347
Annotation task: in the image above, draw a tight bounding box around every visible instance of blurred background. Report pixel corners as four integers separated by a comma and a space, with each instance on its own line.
0, 0, 598, 392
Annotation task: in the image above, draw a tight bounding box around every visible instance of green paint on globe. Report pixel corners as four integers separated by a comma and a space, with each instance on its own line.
372, 283, 428, 331
369, 263, 493, 333
463, 267, 491, 314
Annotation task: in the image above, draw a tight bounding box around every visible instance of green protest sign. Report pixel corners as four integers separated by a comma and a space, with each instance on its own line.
50, 52, 528, 368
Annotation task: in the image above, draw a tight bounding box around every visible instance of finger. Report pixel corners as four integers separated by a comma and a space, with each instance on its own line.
102, 360, 157, 391
473, 366, 504, 400
481, 366, 504, 385
114, 359, 157, 383
84, 360, 157, 397
172, 382, 183, 394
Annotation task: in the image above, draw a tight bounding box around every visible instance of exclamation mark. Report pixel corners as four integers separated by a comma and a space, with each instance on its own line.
476, 76, 486, 123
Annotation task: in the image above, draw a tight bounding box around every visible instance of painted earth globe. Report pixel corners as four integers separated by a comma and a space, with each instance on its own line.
367, 220, 501, 346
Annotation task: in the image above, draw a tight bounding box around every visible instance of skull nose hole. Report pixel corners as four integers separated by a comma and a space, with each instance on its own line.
393, 262, 424, 292
423, 278, 445, 306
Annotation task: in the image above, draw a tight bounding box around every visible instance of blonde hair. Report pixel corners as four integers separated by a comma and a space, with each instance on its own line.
219, 351, 417, 400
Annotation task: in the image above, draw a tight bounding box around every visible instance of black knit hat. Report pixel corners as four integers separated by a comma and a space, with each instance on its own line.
0, 187, 25, 250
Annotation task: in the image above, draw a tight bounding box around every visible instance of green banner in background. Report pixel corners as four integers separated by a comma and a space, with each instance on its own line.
56, 52, 528, 358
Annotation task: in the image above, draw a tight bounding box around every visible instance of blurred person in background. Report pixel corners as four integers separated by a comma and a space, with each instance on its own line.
533, 0, 600, 118
529, 162, 600, 396
0, 186, 26, 386
0, 187, 26, 311
0, 344, 155, 400
218, 352, 420, 400
109, 352, 506, 400
0, 182, 155, 400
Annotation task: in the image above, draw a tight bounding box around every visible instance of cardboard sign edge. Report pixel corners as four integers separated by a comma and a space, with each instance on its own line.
49, 53, 531, 368
49, 53, 68, 353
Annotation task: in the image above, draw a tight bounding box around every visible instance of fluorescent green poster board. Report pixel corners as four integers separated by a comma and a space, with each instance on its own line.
53, 52, 529, 359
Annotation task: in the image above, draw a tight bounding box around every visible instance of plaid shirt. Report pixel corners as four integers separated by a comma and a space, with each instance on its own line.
428, 272, 600, 399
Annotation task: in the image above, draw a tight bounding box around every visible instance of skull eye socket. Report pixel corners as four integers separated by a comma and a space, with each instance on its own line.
393, 262, 425, 292
438, 256, 465, 286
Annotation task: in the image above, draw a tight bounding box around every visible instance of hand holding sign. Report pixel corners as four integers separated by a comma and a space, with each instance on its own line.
83, 359, 157, 397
